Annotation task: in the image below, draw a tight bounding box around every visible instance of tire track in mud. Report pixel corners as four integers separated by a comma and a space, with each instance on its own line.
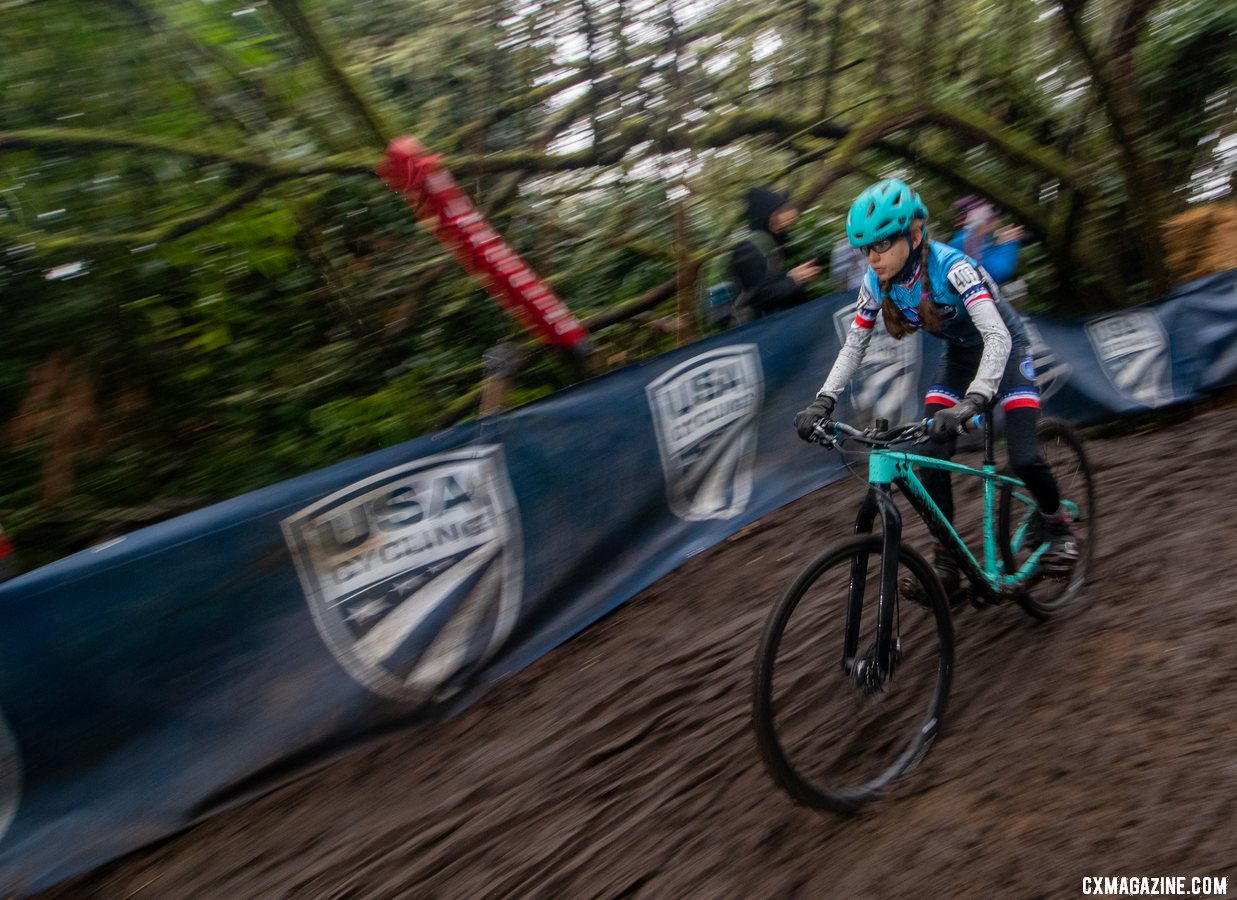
38, 403, 1237, 899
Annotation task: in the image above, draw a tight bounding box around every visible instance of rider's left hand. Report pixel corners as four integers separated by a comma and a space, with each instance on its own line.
930, 393, 986, 439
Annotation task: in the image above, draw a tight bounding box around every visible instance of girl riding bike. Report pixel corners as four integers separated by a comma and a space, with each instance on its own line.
794, 178, 1077, 600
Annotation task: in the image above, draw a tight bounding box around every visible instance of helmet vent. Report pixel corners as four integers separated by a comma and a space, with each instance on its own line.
846, 177, 926, 249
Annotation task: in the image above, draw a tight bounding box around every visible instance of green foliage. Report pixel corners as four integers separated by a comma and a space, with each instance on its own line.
0, 0, 1233, 566
1137, 2, 1237, 191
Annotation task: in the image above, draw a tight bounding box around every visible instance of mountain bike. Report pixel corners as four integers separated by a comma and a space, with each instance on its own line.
751, 411, 1096, 813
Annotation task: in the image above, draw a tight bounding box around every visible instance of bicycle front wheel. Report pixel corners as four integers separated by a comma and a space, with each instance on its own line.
999, 417, 1097, 620
751, 535, 953, 813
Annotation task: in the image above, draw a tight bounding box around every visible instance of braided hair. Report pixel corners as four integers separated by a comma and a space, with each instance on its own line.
879, 219, 941, 340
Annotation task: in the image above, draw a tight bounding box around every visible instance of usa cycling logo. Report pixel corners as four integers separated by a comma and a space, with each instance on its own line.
282, 446, 523, 704
0, 706, 19, 843
832, 304, 921, 424
647, 345, 763, 521
1020, 316, 1072, 402
1085, 311, 1173, 408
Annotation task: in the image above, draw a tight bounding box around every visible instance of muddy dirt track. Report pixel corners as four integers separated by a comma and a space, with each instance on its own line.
43, 404, 1237, 899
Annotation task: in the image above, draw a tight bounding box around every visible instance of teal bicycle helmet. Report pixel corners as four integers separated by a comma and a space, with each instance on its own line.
846, 178, 929, 247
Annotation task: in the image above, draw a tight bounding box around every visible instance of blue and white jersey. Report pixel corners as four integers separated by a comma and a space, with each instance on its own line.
850, 242, 1027, 350
822, 241, 1027, 402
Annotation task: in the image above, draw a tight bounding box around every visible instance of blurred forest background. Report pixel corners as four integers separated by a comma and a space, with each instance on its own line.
1, 0, 1235, 566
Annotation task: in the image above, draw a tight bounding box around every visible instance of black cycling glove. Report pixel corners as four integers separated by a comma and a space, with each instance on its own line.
930, 393, 987, 440
794, 394, 835, 441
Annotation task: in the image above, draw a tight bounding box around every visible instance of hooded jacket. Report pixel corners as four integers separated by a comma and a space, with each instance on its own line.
727, 186, 810, 322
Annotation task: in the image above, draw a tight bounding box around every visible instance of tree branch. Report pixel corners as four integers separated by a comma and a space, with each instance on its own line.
820, 0, 856, 117
1108, 0, 1162, 62
798, 99, 1094, 205
266, 0, 398, 148
0, 127, 374, 176
98, 0, 278, 132
1054, 0, 1139, 162
0, 176, 279, 257
581, 264, 698, 331
1055, 0, 1168, 293
0, 99, 1096, 262
446, 67, 596, 149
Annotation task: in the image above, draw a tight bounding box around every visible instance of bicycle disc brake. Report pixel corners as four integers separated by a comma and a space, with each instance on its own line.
852, 638, 902, 696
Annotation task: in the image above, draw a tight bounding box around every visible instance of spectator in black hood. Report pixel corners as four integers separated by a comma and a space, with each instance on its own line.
728, 186, 821, 323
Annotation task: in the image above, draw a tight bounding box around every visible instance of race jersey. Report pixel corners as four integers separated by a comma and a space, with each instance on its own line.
821, 241, 1027, 401
851, 241, 1027, 349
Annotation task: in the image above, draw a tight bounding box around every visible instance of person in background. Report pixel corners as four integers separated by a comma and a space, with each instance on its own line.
948, 198, 1023, 287
830, 233, 867, 291
728, 186, 821, 324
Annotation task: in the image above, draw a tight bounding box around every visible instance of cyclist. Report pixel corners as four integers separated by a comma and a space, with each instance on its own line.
793, 178, 1077, 600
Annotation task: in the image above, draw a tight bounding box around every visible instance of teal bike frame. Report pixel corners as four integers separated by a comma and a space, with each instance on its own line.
867, 448, 1044, 596
858, 415, 1084, 596
833, 415, 1079, 687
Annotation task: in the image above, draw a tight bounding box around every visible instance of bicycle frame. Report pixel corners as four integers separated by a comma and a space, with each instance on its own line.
841, 419, 1077, 684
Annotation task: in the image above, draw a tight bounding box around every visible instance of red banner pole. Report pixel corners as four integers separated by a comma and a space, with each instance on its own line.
377, 137, 591, 356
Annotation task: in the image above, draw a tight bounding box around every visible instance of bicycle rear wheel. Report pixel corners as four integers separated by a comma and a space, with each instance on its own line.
998, 417, 1097, 620
751, 535, 953, 813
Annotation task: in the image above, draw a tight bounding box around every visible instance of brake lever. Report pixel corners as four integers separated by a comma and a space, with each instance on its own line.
811, 421, 836, 448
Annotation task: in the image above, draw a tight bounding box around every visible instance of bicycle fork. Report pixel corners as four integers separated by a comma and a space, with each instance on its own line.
843, 485, 902, 693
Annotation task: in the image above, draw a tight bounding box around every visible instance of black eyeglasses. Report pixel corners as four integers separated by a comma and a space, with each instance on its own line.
854, 236, 898, 256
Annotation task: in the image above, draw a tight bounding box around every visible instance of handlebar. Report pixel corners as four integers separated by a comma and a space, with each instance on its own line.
810, 419, 930, 449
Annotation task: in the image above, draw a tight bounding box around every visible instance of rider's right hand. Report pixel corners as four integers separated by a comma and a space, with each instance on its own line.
929, 392, 985, 440
794, 394, 835, 441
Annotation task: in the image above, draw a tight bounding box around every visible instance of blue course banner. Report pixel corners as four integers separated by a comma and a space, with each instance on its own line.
0, 269, 1234, 894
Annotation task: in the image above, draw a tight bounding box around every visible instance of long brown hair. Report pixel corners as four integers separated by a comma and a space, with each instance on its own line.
880, 222, 940, 340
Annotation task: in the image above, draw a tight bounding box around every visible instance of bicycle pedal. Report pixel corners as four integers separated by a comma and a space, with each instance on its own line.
1039, 560, 1077, 580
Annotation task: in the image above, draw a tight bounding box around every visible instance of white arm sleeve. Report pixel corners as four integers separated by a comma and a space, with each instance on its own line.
820, 322, 875, 399
964, 299, 1012, 401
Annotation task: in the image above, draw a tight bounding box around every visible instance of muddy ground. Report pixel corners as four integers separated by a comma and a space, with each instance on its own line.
42, 403, 1237, 899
